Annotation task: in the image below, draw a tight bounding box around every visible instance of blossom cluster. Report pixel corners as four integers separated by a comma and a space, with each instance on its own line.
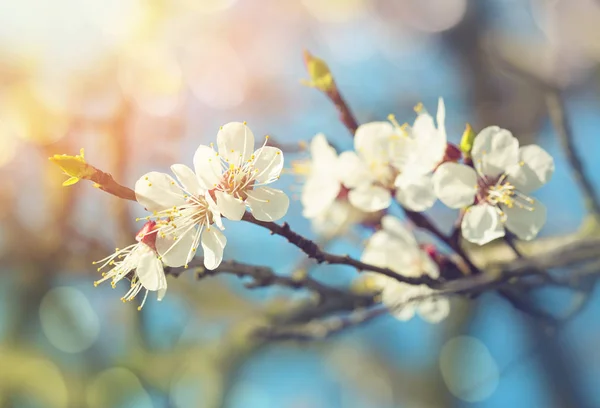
296, 99, 554, 322
52, 98, 555, 325
92, 122, 289, 309
298, 98, 554, 246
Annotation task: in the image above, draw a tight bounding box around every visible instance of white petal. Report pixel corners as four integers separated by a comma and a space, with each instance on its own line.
436, 97, 446, 138
135, 172, 186, 212
310, 133, 338, 167
246, 187, 290, 221
301, 176, 340, 218
381, 215, 418, 247
354, 121, 395, 162
157, 285, 167, 301
157, 272, 168, 301
215, 191, 246, 221
193, 145, 222, 188
136, 250, 165, 291
348, 185, 391, 212
155, 227, 197, 267
472, 126, 519, 178
201, 228, 227, 270
461, 204, 505, 245
388, 135, 416, 171
337, 151, 373, 188
418, 294, 450, 323
382, 282, 418, 321
253, 146, 284, 183
394, 172, 437, 212
503, 200, 547, 241
506, 145, 555, 193
432, 163, 478, 209
217, 122, 255, 166
171, 164, 203, 195
206, 192, 224, 229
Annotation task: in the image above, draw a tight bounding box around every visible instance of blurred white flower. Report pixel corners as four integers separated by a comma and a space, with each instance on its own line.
337, 122, 399, 212
135, 165, 226, 270
338, 98, 447, 213
93, 221, 167, 309
433, 126, 554, 245
194, 122, 289, 222
390, 98, 447, 211
295, 133, 376, 237
360, 215, 449, 323
298, 133, 344, 217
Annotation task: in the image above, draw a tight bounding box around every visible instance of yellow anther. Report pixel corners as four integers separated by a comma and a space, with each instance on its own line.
145, 176, 149, 180
93, 281, 99, 287
148, 183, 152, 187
137, 306, 142, 311
243, 121, 247, 125
414, 102, 424, 113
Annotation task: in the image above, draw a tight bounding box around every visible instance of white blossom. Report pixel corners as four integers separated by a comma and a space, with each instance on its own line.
390, 98, 448, 212
298, 133, 344, 218
432, 126, 554, 245
193, 122, 289, 222
360, 215, 450, 323
135, 164, 226, 271
93, 221, 167, 310
337, 122, 398, 212
337, 98, 447, 213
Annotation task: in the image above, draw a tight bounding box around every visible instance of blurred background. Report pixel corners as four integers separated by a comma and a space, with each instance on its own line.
2, 0, 600, 407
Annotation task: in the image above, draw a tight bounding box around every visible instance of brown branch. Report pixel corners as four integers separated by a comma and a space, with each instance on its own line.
241, 212, 438, 287
89, 169, 136, 201
164, 257, 372, 306
325, 86, 359, 136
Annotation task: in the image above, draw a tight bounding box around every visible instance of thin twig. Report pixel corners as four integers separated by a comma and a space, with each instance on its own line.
546, 91, 600, 219
241, 212, 438, 287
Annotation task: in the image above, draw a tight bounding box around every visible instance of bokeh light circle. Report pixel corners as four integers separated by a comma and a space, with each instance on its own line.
86, 367, 152, 408
439, 336, 499, 402
39, 286, 100, 353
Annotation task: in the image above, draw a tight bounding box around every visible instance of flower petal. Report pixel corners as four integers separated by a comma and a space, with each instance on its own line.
253, 146, 284, 183
136, 250, 165, 291
418, 293, 450, 323
503, 200, 547, 241
337, 151, 373, 188
354, 121, 395, 162
217, 122, 255, 166
472, 126, 519, 179
382, 282, 418, 321
506, 145, 555, 193
394, 172, 437, 212
155, 227, 197, 267
348, 185, 391, 212
193, 145, 222, 189
215, 190, 246, 221
201, 228, 227, 270
135, 172, 186, 212
301, 175, 340, 218
246, 187, 290, 221
171, 163, 203, 195
157, 285, 167, 301
310, 133, 338, 167
381, 215, 418, 247
432, 163, 477, 209
461, 204, 505, 245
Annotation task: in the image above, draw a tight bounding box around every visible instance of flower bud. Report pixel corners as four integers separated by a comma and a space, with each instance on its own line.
300, 50, 334, 93
459, 123, 476, 156
48, 148, 96, 186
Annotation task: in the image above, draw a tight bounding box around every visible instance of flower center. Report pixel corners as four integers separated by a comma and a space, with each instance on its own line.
479, 174, 534, 210
217, 164, 256, 200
